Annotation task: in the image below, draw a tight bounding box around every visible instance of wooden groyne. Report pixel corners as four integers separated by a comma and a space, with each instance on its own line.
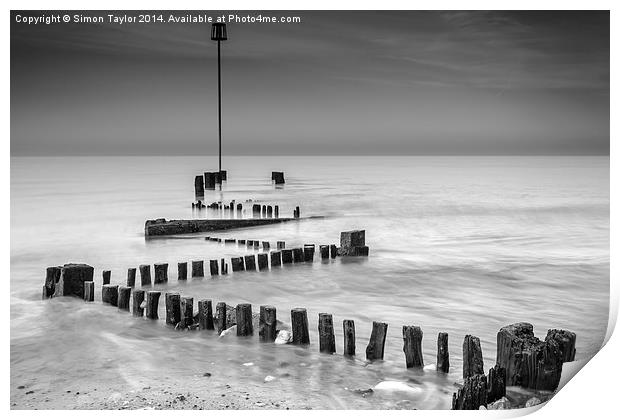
145, 217, 297, 237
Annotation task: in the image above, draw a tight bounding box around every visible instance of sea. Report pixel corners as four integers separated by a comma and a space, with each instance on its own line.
10, 155, 610, 409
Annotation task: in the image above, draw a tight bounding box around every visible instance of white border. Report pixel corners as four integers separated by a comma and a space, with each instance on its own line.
4, 1, 616, 419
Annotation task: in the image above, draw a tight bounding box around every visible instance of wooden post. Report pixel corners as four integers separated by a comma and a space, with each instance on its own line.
191, 260, 204, 277
277, 241, 285, 250
546, 329, 577, 362
281, 249, 293, 264
261, 205, 266, 218
221, 258, 228, 275
270, 251, 282, 267
262, 241, 270, 250
139, 264, 151, 286
295, 206, 300, 219
318, 313, 336, 354
236, 203, 242, 218
236, 303, 254, 336
253, 241, 260, 250
452, 374, 488, 410
319, 245, 329, 259
487, 364, 507, 403
244, 255, 256, 271
231, 257, 244, 272
259, 305, 277, 342
272, 171, 285, 184
178, 262, 187, 280
132, 289, 145, 317
102, 270, 111, 285
366, 321, 388, 361
118, 286, 132, 311
216, 302, 227, 334
102, 284, 119, 306
238, 239, 246, 245
198, 299, 214, 330
195, 175, 204, 197
181, 297, 194, 328
437, 332, 450, 373
267, 206, 273, 218
274, 205, 279, 218
210, 260, 219, 276
402, 325, 424, 368
257, 253, 268, 270
127, 268, 136, 287
204, 172, 216, 190
292, 248, 304, 263
343, 319, 356, 356
252, 204, 261, 218
463, 335, 484, 378
145, 291, 161, 319
303, 245, 315, 262
84, 281, 94, 302
154, 263, 168, 284
224, 239, 235, 245
330, 244, 337, 258
291, 308, 310, 345
165, 293, 181, 326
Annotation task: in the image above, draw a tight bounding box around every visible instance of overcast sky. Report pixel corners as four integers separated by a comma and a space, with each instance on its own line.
10, 10, 609, 156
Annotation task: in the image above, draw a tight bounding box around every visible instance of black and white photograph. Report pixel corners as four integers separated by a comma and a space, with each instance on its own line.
8, 4, 614, 413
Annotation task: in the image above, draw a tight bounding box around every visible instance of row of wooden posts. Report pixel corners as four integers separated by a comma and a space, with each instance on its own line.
191, 200, 299, 220
194, 170, 286, 196
101, 242, 337, 289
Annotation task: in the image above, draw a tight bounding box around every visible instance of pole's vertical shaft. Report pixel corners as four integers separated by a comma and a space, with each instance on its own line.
217, 39, 222, 185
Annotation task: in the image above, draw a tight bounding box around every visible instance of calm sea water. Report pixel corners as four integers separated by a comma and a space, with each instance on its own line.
10, 156, 609, 409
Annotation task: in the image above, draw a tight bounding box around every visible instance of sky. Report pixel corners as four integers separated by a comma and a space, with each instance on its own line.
10, 10, 610, 156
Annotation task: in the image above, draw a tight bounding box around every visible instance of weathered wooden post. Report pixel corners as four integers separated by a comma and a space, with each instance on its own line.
102, 284, 119, 306
252, 204, 261, 218
224, 239, 235, 245
204, 172, 216, 190
244, 255, 256, 271
292, 248, 304, 263
463, 335, 484, 378
257, 253, 268, 271
402, 325, 424, 368
294, 206, 300, 219
303, 244, 315, 262
318, 313, 336, 354
221, 258, 228, 275
118, 286, 132, 311
84, 281, 95, 302
253, 241, 260, 249
262, 241, 270, 250
281, 249, 293, 264
277, 241, 285, 250
139, 264, 151, 286
195, 175, 205, 197
102, 270, 111, 285
198, 299, 214, 330
132, 289, 145, 317
452, 374, 488, 410
127, 268, 136, 287
181, 297, 194, 328
145, 291, 161, 319
366, 321, 388, 361
191, 260, 204, 277
267, 205, 273, 218
437, 332, 450, 373
45, 264, 93, 299
216, 302, 227, 334
261, 205, 266, 218
246, 240, 254, 249
330, 244, 337, 259
487, 364, 507, 403
343, 319, 356, 356
165, 293, 181, 326
496, 323, 572, 390
231, 257, 244, 272
154, 263, 168, 284
236, 303, 254, 336
319, 245, 329, 259
291, 308, 310, 345
270, 251, 282, 267
178, 262, 187, 280
236, 203, 242, 218
259, 305, 277, 342
272, 171, 285, 184
210, 260, 219, 276
274, 205, 279, 218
